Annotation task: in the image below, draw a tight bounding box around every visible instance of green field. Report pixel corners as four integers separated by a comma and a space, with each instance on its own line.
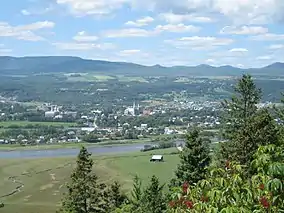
0, 121, 76, 128
0, 148, 179, 213
117, 76, 148, 83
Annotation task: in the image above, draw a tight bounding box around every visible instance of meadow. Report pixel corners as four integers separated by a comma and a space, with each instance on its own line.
0, 148, 179, 213
0, 121, 76, 128
66, 73, 148, 83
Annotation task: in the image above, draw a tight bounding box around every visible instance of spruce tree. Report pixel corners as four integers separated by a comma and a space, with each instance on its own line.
171, 129, 210, 187
221, 74, 261, 141
232, 108, 280, 167
219, 74, 280, 168
141, 175, 166, 213
59, 146, 105, 213
130, 175, 143, 210
108, 181, 127, 210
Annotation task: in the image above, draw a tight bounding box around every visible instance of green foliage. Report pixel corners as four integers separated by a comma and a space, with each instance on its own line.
219, 75, 280, 169
108, 181, 128, 210
141, 175, 167, 213
231, 108, 280, 168
171, 129, 210, 187
168, 145, 284, 212
130, 175, 143, 210
58, 146, 126, 213
221, 74, 261, 141
82, 133, 101, 143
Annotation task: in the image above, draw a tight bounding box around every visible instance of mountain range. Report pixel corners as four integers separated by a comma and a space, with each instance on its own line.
0, 56, 283, 77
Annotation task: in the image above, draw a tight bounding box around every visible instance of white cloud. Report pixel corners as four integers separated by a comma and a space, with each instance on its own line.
125, 16, 154, 27
159, 13, 214, 23
205, 58, 216, 64
56, 0, 129, 16
119, 49, 141, 54
73, 31, 99, 42
53, 42, 115, 50
21, 9, 31, 16
21, 2, 56, 16
155, 23, 200, 33
132, 0, 284, 24
103, 28, 156, 38
0, 21, 55, 41
256, 55, 273, 60
0, 44, 12, 54
220, 26, 268, 35
166, 36, 234, 50
251, 33, 284, 41
229, 48, 248, 52
268, 44, 284, 49
209, 48, 249, 60
117, 49, 150, 57
56, 0, 284, 24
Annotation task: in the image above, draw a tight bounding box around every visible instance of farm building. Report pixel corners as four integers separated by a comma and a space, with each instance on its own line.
150, 155, 164, 162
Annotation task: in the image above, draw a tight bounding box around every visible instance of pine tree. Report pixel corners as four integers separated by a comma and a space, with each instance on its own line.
130, 175, 143, 210
219, 75, 280, 168
59, 146, 106, 213
232, 108, 280, 167
108, 181, 127, 210
221, 74, 261, 141
141, 175, 166, 213
171, 129, 210, 187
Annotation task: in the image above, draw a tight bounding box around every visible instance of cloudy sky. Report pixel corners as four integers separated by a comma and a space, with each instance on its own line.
1, 0, 284, 68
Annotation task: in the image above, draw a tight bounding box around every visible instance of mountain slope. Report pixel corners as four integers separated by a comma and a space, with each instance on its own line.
0, 56, 283, 76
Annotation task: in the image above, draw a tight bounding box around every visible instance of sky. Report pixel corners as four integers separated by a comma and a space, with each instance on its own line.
0, 0, 284, 68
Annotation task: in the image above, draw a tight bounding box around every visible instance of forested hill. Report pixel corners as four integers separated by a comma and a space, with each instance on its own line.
0, 56, 283, 76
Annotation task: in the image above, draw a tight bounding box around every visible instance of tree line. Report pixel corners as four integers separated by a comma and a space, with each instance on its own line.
58, 75, 284, 213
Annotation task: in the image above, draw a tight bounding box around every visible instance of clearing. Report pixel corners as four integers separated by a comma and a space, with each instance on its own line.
0, 148, 179, 213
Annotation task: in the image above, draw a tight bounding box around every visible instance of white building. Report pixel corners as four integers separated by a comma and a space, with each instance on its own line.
124, 102, 139, 116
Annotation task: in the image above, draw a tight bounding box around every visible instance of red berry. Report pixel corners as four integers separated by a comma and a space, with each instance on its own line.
259, 183, 265, 190
169, 200, 176, 208
184, 200, 194, 209
259, 196, 270, 209
182, 182, 189, 194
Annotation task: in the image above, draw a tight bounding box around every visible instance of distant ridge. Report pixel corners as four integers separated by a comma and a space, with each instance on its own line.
0, 56, 283, 77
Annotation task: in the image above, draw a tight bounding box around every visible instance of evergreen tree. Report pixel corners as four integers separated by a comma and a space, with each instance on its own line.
141, 175, 166, 213
108, 181, 127, 210
232, 108, 280, 167
171, 129, 210, 187
219, 75, 280, 168
130, 175, 143, 210
221, 74, 261, 141
59, 146, 106, 213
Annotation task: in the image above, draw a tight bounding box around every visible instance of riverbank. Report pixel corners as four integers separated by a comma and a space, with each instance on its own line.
0, 138, 152, 151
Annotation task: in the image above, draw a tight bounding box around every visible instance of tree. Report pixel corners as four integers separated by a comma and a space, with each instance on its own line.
108, 181, 127, 210
171, 129, 210, 187
233, 108, 281, 167
221, 74, 261, 141
168, 145, 284, 213
141, 175, 166, 213
218, 74, 275, 168
130, 175, 143, 211
58, 146, 106, 213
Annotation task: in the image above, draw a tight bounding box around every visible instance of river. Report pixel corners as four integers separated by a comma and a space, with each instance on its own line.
0, 144, 147, 159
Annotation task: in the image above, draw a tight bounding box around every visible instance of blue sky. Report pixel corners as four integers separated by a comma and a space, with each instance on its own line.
0, 0, 284, 68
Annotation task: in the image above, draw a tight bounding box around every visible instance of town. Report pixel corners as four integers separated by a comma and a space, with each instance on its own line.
0, 96, 276, 146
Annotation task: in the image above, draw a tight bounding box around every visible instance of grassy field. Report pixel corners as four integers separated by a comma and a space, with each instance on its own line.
117, 76, 148, 83
0, 148, 179, 213
0, 121, 76, 128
